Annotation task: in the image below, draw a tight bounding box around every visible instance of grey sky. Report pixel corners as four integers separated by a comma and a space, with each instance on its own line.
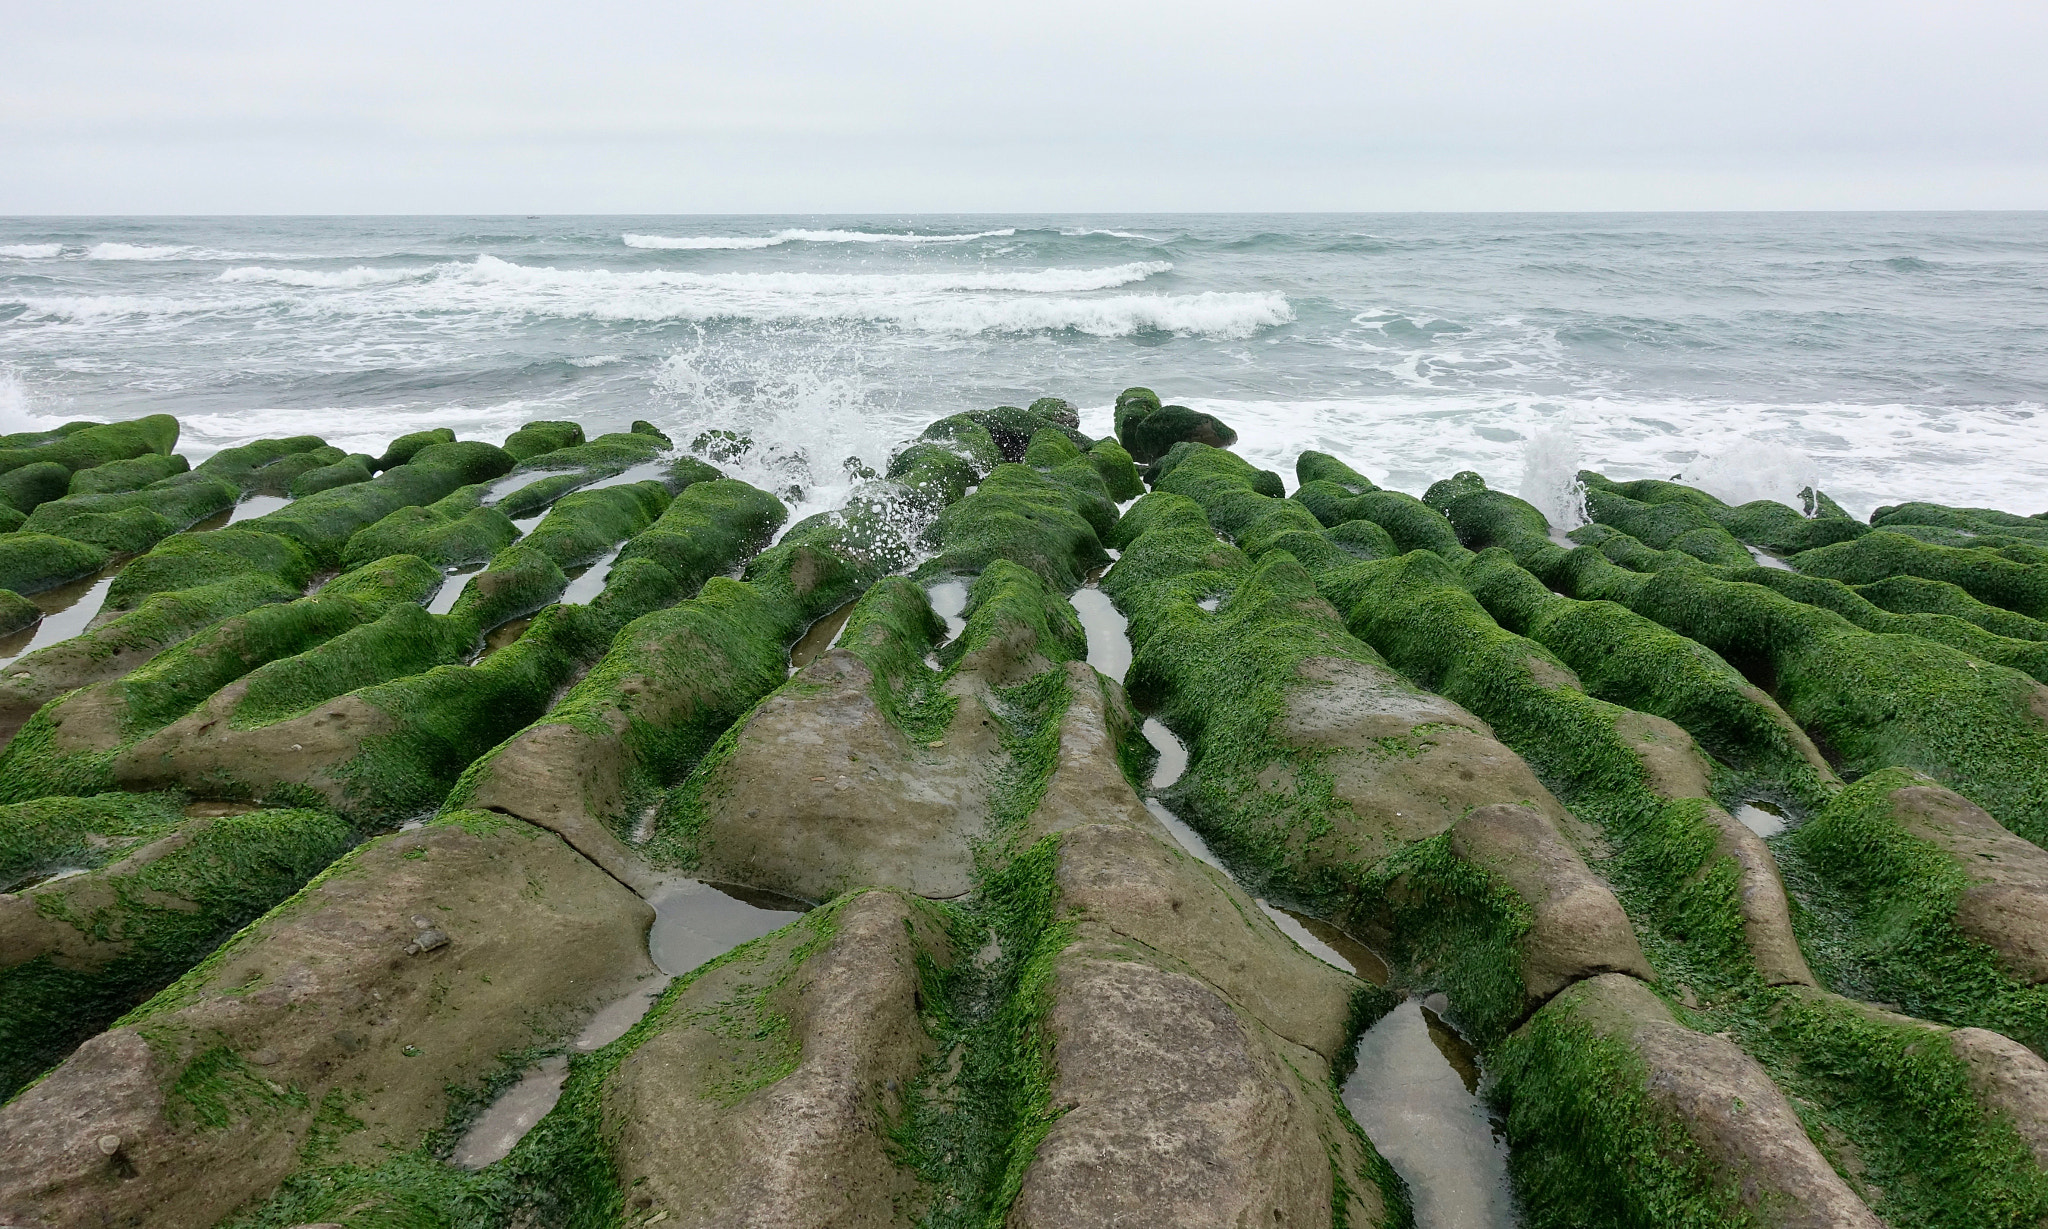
3, 0, 2042, 212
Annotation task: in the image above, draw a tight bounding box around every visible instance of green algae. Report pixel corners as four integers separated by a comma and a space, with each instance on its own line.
1492, 994, 1761, 1229
502, 419, 585, 462
1615, 564, 2048, 845
287, 454, 375, 498
520, 481, 672, 568
1782, 768, 2048, 1052
0, 532, 110, 596
68, 452, 191, 496
0, 414, 178, 479
913, 463, 1112, 591
340, 485, 518, 570
1795, 530, 2048, 621
372, 427, 455, 471
0, 461, 75, 515
0, 805, 354, 1101
610, 478, 784, 587
21, 476, 240, 552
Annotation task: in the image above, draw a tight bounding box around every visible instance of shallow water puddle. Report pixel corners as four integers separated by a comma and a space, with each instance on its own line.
926, 579, 969, 642
0, 563, 126, 669
1344, 1000, 1518, 1229
1746, 545, 1797, 572
426, 563, 487, 615
449, 878, 807, 1170
1734, 800, 1789, 837
561, 546, 623, 605
789, 597, 858, 671
1067, 586, 1131, 682
471, 617, 531, 663
645, 877, 808, 977
226, 493, 292, 525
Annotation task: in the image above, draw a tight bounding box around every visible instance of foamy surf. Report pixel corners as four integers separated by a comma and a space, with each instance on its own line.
0, 244, 62, 259
623, 227, 1016, 249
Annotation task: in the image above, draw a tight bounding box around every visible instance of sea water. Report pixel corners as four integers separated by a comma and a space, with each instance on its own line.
3, 213, 2045, 521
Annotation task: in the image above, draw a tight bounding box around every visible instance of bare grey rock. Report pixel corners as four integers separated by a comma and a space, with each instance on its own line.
1449, 804, 1654, 1001
607, 889, 945, 1229
0, 814, 656, 1229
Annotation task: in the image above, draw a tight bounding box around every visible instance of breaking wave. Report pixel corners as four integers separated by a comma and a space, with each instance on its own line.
623, 227, 1015, 250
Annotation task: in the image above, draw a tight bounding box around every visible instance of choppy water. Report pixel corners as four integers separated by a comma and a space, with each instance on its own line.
4, 214, 2045, 520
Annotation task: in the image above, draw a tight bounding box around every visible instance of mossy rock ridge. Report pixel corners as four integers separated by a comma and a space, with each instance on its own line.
0, 805, 355, 1101
0, 810, 658, 1229
0, 414, 178, 479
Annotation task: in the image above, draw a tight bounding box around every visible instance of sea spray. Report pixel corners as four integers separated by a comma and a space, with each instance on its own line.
1520, 423, 1589, 532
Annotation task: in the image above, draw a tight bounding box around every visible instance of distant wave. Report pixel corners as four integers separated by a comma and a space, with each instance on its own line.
87, 243, 191, 260
16, 255, 1272, 338
623, 228, 1016, 250
1059, 228, 1162, 241
0, 244, 62, 259
216, 255, 1171, 295
217, 264, 433, 288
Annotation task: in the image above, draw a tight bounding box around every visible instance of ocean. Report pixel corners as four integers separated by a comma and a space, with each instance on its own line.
2, 213, 2044, 526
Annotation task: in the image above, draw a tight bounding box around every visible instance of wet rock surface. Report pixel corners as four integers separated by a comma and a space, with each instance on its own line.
5, 409, 2048, 1229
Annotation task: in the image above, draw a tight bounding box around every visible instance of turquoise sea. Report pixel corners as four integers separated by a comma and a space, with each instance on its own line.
2, 213, 2044, 523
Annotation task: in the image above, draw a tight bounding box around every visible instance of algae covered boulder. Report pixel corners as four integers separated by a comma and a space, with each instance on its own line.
1113, 386, 1238, 464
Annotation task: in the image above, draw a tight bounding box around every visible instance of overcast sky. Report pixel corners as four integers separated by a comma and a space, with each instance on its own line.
3, 0, 2042, 213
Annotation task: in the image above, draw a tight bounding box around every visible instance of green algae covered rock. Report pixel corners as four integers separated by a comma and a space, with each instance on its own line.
501, 418, 585, 461
914, 462, 1112, 591
1113, 386, 1238, 464
0, 588, 36, 637
520, 480, 672, 567
1788, 768, 2048, 1051
1578, 468, 1869, 557
1463, 548, 1835, 806
20, 476, 239, 552
1616, 564, 2048, 845
0, 555, 442, 803
0, 414, 178, 479
1496, 973, 1884, 1229
513, 429, 666, 474
609, 478, 784, 589
189, 434, 328, 489
287, 452, 375, 497
67, 451, 190, 495
371, 426, 455, 471
339, 484, 517, 571
0, 802, 354, 1100
1795, 529, 2048, 621
0, 808, 657, 1229
103, 528, 312, 611
0, 461, 75, 515
0, 532, 109, 597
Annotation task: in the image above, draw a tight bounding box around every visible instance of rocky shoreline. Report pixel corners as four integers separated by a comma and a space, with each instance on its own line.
0, 392, 2046, 1227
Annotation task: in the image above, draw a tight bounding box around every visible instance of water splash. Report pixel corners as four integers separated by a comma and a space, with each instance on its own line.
651, 327, 910, 526
1681, 445, 1822, 512
1520, 422, 1589, 531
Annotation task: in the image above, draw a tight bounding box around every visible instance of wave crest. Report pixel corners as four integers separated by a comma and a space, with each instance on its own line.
87, 243, 190, 260
623, 227, 1016, 250
0, 244, 62, 259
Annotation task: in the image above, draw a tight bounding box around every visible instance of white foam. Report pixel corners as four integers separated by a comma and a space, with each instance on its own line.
1059, 228, 1162, 241
623, 227, 1016, 250
1519, 423, 1590, 530
1168, 394, 2048, 520
1681, 447, 1820, 511
0, 243, 61, 259
86, 243, 190, 260
216, 264, 431, 288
